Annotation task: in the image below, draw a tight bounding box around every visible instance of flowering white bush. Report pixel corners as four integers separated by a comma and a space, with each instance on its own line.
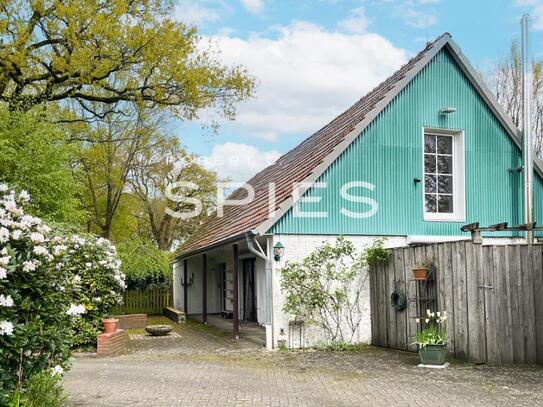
50, 234, 125, 347
0, 185, 125, 400
0, 186, 74, 401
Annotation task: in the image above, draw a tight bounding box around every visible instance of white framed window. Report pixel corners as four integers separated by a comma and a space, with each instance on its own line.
422, 128, 465, 222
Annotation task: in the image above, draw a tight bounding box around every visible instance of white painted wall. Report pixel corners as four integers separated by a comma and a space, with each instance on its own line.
271, 234, 408, 348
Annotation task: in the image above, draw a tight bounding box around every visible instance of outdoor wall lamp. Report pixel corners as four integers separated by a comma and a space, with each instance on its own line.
439, 107, 457, 115
273, 242, 285, 261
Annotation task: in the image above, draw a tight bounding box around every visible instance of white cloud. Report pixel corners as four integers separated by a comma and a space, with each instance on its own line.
174, 0, 229, 26
338, 7, 371, 34
240, 0, 264, 14
397, 6, 438, 29
378, 0, 439, 29
514, 0, 543, 30
206, 21, 407, 141
201, 142, 281, 182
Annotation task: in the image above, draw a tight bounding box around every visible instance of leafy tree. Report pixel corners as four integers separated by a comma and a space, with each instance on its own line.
0, 107, 82, 223
75, 109, 152, 238
130, 135, 217, 250
280, 237, 368, 344
0, 0, 254, 119
116, 237, 171, 289
488, 40, 543, 156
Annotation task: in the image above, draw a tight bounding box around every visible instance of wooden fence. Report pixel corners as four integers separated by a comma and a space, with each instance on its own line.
114, 288, 172, 315
370, 241, 543, 365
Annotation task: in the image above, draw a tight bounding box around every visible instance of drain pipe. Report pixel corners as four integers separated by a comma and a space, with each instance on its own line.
522, 14, 534, 243
245, 231, 273, 350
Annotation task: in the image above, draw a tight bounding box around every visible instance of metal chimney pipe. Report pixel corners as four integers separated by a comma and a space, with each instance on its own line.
521, 14, 534, 243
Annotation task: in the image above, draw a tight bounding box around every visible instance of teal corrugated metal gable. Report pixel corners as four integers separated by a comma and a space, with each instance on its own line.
269, 49, 540, 237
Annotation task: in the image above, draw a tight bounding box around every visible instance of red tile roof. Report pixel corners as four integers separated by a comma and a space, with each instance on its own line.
175, 34, 449, 258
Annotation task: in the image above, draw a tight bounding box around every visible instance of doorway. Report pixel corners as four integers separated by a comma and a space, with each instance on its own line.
242, 258, 257, 322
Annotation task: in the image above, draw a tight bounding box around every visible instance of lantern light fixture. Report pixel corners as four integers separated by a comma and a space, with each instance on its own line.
273, 241, 285, 261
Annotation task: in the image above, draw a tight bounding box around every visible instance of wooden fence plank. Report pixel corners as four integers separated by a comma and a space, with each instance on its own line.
509, 245, 524, 363
387, 253, 397, 349
496, 245, 514, 364
533, 245, 543, 365
466, 241, 485, 363
404, 247, 417, 351
395, 247, 408, 350
484, 246, 498, 364
453, 241, 469, 360
523, 245, 537, 364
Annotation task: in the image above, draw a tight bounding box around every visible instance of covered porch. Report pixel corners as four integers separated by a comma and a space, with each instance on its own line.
173, 233, 274, 349
191, 314, 266, 347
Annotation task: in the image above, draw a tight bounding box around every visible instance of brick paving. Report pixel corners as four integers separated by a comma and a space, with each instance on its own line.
64, 317, 543, 406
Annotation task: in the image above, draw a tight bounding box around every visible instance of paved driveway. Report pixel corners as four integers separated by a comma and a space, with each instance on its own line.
64, 317, 543, 406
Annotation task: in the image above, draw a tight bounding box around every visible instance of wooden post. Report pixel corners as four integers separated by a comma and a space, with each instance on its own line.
183, 259, 188, 314
202, 253, 208, 324
233, 244, 240, 339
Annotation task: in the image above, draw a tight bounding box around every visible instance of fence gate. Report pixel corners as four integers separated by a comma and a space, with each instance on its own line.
370, 241, 543, 365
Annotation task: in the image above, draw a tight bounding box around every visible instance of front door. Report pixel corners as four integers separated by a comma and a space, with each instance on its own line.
242, 258, 257, 322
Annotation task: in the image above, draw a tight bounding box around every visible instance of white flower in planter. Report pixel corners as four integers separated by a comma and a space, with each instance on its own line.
0, 184, 7, 192
0, 320, 14, 336
0, 294, 13, 307
0, 267, 6, 279
73, 275, 82, 283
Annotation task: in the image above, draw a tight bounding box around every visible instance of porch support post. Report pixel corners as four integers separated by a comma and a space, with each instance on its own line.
183, 259, 188, 314
233, 244, 240, 339
202, 253, 207, 324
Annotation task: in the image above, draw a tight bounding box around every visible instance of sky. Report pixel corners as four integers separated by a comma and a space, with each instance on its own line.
172, 0, 543, 181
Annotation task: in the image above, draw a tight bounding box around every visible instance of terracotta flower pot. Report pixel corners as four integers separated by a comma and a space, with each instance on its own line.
103, 318, 119, 333
412, 267, 429, 281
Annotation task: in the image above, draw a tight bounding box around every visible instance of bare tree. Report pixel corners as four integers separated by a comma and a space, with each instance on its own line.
488, 40, 543, 156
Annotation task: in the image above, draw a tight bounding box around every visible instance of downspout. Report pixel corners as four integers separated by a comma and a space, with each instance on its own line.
522, 14, 534, 243
245, 231, 274, 350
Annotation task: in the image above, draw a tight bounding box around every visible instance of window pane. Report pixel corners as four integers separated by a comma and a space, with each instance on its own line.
425, 175, 437, 193
438, 175, 453, 193
424, 154, 436, 173
437, 136, 452, 154
438, 195, 453, 213
425, 194, 437, 212
424, 135, 436, 153
437, 155, 452, 174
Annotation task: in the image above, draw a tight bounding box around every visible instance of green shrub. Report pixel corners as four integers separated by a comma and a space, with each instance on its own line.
363, 238, 390, 267
117, 237, 171, 289
0, 185, 125, 401
51, 234, 126, 348
0, 186, 74, 402
10, 369, 66, 407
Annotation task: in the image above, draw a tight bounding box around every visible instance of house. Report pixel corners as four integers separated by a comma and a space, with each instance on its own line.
172, 33, 543, 350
